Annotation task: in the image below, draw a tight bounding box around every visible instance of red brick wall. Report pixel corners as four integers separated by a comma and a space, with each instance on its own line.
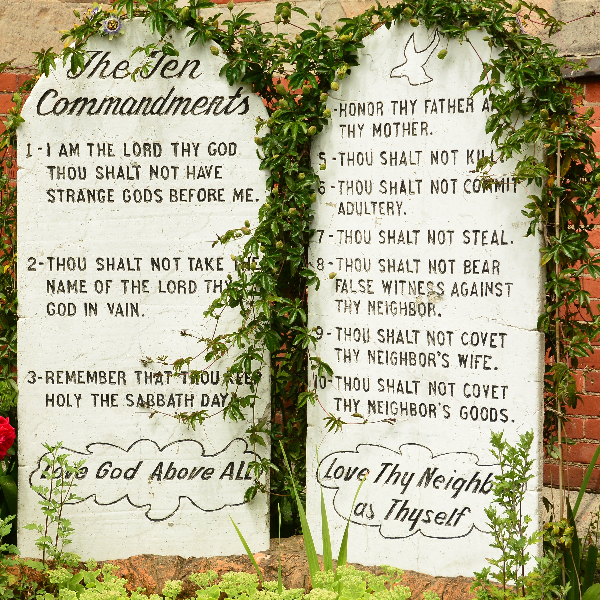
2, 69, 600, 492
548, 81, 600, 493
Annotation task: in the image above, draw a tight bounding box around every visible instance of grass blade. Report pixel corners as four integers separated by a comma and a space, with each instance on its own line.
317, 448, 333, 572
277, 505, 283, 594
230, 516, 263, 584
574, 443, 600, 517
583, 545, 598, 593
336, 473, 367, 569
279, 440, 320, 582
321, 489, 333, 571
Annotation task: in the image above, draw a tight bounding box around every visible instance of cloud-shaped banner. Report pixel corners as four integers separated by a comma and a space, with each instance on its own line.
30, 438, 264, 521
318, 444, 498, 539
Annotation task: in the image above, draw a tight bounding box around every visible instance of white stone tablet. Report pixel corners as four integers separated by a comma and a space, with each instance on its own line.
307, 23, 543, 576
18, 19, 270, 559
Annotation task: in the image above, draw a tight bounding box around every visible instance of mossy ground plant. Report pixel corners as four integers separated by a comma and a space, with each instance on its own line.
1, 0, 600, 539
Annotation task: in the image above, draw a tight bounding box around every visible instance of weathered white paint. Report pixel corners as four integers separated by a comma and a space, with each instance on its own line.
307, 23, 544, 576
17, 20, 269, 559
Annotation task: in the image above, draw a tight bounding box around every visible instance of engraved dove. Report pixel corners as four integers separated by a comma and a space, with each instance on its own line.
390, 31, 440, 85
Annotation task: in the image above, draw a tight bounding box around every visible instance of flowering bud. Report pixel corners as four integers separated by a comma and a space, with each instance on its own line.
437, 49, 447, 59
323, 108, 331, 118
278, 99, 288, 108
276, 241, 284, 249
227, 0, 234, 9
330, 82, 339, 91
205, 31, 213, 39
276, 83, 286, 94
540, 108, 549, 120
340, 34, 351, 42
255, 137, 263, 145
210, 46, 219, 55
511, 1, 521, 12
403, 7, 412, 18
274, 14, 281, 23
296, 34, 302, 43
244, 220, 250, 227
310, 193, 317, 203
462, 20, 470, 29
383, 11, 393, 20
180, 6, 191, 21
320, 92, 328, 102
281, 6, 291, 18
338, 71, 346, 79
298, 173, 305, 180
335, 25, 341, 33
308, 126, 317, 135
231, 254, 237, 260
316, 31, 323, 39
241, 227, 251, 235
328, 272, 337, 279
315, 11, 321, 20
410, 18, 419, 26
289, 207, 297, 215
302, 85, 311, 95
320, 163, 326, 170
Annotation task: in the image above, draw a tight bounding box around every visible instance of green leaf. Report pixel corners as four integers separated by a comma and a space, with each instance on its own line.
279, 440, 320, 582
318, 453, 333, 572
583, 584, 600, 600
336, 473, 366, 570
230, 516, 264, 583
573, 442, 600, 516
0, 475, 17, 517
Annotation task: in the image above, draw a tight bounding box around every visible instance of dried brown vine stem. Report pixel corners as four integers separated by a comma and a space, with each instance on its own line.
556, 138, 563, 521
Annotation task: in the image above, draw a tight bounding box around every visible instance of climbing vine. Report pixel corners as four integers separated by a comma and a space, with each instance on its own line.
1, 0, 599, 532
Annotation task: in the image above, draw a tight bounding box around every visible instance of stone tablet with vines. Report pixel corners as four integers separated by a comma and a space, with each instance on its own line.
17, 18, 270, 558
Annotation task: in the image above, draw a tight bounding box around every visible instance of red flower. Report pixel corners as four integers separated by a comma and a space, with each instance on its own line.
0, 417, 16, 460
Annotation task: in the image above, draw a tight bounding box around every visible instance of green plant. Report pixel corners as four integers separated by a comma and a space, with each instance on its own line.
543, 444, 600, 600
233, 441, 367, 591
189, 565, 418, 600
24, 443, 85, 568
0, 516, 19, 600
473, 431, 566, 600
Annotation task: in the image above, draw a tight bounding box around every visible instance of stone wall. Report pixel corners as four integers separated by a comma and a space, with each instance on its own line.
2, 0, 600, 71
